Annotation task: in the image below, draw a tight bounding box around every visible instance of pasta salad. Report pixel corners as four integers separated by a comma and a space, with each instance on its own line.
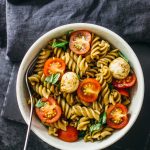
28, 30, 136, 142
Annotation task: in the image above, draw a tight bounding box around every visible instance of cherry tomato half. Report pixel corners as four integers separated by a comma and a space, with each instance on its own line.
107, 104, 128, 129
112, 73, 136, 88
44, 58, 66, 76
77, 78, 101, 102
35, 97, 62, 124
58, 126, 78, 142
69, 30, 91, 55
116, 88, 129, 97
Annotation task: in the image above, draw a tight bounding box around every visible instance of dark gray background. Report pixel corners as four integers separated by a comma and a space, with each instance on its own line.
0, 0, 150, 150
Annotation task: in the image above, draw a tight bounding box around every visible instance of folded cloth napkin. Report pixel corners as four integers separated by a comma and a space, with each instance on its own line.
6, 0, 150, 62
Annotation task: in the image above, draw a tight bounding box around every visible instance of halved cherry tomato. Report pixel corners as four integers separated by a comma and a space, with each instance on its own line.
35, 97, 61, 124
116, 88, 129, 97
44, 58, 66, 76
107, 104, 128, 129
58, 126, 78, 142
77, 78, 101, 102
69, 30, 91, 55
112, 73, 136, 88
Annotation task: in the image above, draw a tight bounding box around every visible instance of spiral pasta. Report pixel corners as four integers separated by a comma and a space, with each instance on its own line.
33, 49, 51, 75
90, 33, 110, 60
109, 89, 121, 105
32, 83, 50, 99
77, 117, 90, 131
50, 119, 68, 131
99, 65, 113, 83
57, 96, 72, 119
72, 105, 100, 121
96, 73, 110, 106
48, 127, 58, 136
62, 93, 74, 106
97, 49, 119, 67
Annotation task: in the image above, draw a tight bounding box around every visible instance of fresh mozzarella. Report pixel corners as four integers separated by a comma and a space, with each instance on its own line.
109, 57, 130, 79
60, 72, 79, 93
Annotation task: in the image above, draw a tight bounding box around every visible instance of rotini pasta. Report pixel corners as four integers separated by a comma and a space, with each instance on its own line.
97, 49, 119, 67
77, 117, 90, 131
27, 30, 135, 143
72, 105, 100, 121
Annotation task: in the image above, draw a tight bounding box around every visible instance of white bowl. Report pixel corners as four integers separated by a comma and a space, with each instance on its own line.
16, 23, 144, 150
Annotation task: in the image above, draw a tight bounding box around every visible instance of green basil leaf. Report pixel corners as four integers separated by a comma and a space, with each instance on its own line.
45, 73, 60, 85
52, 41, 69, 51
78, 131, 86, 139
108, 84, 114, 91
76, 74, 80, 80
119, 52, 128, 62
90, 123, 102, 133
35, 99, 45, 108
101, 112, 107, 124
52, 73, 60, 84
65, 30, 74, 35
90, 112, 107, 133
45, 74, 54, 83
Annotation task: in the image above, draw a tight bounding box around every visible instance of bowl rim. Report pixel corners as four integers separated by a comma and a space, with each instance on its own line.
16, 23, 144, 150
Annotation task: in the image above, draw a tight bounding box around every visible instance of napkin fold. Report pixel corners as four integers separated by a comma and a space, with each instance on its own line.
6, 0, 150, 62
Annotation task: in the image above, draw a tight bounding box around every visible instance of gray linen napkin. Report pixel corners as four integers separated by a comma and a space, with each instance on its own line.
6, 0, 150, 62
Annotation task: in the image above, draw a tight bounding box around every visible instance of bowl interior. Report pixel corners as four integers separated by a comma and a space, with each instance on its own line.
16, 23, 144, 150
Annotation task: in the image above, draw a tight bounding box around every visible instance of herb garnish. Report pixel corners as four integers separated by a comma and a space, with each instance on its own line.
90, 112, 107, 133
35, 99, 45, 108
45, 73, 60, 85
119, 52, 128, 62
52, 41, 69, 51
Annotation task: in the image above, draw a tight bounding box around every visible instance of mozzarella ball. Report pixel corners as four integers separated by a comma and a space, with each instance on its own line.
60, 72, 79, 93
109, 57, 130, 79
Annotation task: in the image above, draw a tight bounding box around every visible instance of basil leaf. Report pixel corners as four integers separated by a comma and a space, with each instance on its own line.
45, 74, 53, 83
101, 112, 107, 124
119, 52, 128, 62
78, 131, 86, 139
65, 30, 74, 35
90, 112, 107, 133
108, 84, 114, 91
76, 74, 80, 80
52, 41, 69, 51
90, 123, 102, 133
35, 99, 45, 108
45, 73, 60, 85
52, 73, 61, 84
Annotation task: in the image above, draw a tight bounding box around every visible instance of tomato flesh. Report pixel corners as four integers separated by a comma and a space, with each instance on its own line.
107, 104, 128, 129
44, 58, 66, 76
113, 73, 136, 88
35, 97, 61, 124
69, 30, 91, 55
116, 88, 129, 97
58, 126, 78, 142
77, 78, 101, 102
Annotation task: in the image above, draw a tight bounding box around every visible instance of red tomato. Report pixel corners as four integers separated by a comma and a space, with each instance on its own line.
116, 88, 129, 97
112, 74, 136, 88
58, 126, 78, 142
77, 78, 101, 102
35, 97, 62, 124
44, 58, 66, 76
69, 30, 91, 55
107, 104, 128, 129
